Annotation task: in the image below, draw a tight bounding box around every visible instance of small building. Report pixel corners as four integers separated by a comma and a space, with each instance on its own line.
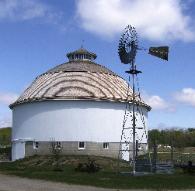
10, 48, 150, 161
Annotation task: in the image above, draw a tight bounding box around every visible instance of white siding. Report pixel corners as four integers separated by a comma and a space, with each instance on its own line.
12, 100, 148, 159
12, 141, 25, 161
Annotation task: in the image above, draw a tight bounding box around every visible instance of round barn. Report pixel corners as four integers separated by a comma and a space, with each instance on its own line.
10, 48, 150, 161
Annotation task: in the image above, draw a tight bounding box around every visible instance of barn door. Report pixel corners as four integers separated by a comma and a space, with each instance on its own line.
12, 141, 25, 161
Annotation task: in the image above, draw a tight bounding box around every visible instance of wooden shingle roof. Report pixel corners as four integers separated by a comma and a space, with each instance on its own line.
10, 49, 150, 110
46, 61, 116, 75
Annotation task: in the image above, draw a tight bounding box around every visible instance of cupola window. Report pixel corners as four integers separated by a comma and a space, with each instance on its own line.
66, 48, 97, 62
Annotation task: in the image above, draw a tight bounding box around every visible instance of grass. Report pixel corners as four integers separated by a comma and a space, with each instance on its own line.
141, 146, 195, 164
0, 155, 195, 189
157, 152, 195, 163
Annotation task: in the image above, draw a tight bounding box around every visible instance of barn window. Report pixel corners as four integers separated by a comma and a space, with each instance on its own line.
78, 142, 85, 149
103, 142, 109, 149
33, 141, 39, 149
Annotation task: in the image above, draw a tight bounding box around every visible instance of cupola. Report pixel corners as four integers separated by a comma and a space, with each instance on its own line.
66, 48, 97, 61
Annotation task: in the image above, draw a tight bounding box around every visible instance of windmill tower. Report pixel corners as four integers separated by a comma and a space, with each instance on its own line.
117, 25, 169, 175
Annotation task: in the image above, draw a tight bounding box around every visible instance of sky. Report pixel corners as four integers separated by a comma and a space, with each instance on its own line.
0, 0, 195, 129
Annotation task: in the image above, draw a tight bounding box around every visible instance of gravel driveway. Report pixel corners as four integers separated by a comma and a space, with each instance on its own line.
1, 173, 195, 191
0, 173, 128, 191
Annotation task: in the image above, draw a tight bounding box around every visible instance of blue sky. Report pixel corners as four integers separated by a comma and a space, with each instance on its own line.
0, 0, 195, 129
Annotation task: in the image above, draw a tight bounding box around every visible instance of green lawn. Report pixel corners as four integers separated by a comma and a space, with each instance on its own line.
0, 155, 195, 189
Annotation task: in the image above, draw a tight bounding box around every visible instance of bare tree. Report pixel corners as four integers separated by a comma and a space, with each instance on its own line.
50, 138, 63, 171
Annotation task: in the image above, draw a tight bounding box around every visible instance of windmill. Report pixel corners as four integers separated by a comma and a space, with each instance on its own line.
118, 25, 169, 175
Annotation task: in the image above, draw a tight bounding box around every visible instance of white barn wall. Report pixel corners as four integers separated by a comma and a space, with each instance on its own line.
12, 100, 148, 160
12, 100, 148, 142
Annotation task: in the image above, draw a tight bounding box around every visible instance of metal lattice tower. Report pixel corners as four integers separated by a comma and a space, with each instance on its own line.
117, 25, 169, 175
117, 63, 149, 174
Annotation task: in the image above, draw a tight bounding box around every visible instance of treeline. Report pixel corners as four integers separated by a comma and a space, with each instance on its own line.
0, 127, 11, 146
148, 128, 195, 148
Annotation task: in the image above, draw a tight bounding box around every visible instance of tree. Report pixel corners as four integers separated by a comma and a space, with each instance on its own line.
50, 139, 63, 171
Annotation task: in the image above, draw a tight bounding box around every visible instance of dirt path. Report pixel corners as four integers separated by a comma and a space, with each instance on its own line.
0, 173, 128, 191
1, 173, 195, 191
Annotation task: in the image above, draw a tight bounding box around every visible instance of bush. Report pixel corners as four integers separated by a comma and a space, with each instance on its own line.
75, 157, 100, 173
0, 147, 11, 160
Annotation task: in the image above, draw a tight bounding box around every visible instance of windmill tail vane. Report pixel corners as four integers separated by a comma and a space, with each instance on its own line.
148, 46, 169, 61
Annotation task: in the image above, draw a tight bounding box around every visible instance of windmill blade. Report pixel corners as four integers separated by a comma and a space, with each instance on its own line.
148, 46, 169, 61
118, 25, 138, 64
118, 44, 131, 64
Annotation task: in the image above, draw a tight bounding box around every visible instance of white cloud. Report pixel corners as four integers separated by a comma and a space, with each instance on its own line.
0, 91, 18, 128
144, 94, 169, 110
76, 0, 195, 42
0, 92, 18, 105
174, 88, 195, 106
0, 116, 11, 128
0, 0, 60, 22
143, 92, 175, 112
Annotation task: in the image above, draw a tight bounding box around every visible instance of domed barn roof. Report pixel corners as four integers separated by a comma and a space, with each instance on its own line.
10, 48, 150, 110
